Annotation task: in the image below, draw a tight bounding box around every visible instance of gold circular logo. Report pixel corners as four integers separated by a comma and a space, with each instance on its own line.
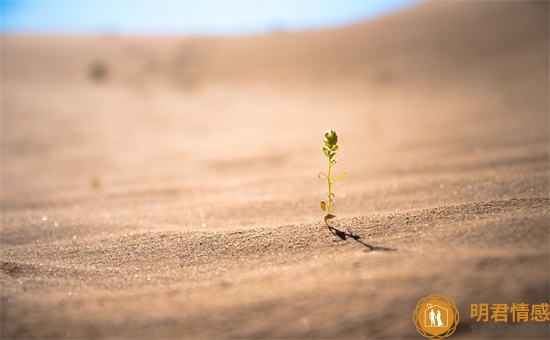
413, 294, 459, 339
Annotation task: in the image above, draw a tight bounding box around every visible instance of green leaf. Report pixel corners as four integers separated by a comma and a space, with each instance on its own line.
324, 130, 338, 146
331, 172, 346, 184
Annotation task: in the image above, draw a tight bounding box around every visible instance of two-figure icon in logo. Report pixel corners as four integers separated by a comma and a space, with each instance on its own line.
427, 303, 445, 327
413, 294, 459, 339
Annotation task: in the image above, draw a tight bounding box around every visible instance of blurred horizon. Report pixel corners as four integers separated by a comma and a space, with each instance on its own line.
1, 0, 420, 36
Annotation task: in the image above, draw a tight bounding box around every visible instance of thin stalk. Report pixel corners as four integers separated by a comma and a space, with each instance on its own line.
326, 156, 333, 217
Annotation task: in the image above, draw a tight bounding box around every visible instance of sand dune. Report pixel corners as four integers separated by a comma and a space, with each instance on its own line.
1, 1, 548, 338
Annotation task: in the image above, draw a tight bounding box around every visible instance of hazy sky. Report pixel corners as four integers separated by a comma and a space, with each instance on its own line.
1, 1, 420, 35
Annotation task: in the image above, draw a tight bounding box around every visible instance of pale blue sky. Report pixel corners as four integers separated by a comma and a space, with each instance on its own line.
1, 1, 420, 35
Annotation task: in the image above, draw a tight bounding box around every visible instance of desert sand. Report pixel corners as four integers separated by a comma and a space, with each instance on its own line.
1, 1, 549, 338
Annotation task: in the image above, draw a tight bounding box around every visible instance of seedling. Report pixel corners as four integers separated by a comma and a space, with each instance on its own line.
319, 129, 346, 228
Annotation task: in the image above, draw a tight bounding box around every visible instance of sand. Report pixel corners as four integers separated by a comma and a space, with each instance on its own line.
1, 1, 549, 338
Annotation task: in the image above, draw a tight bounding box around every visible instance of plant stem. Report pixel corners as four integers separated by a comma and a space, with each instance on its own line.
326, 156, 333, 224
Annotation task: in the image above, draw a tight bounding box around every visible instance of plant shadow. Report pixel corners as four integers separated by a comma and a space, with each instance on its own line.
328, 226, 396, 252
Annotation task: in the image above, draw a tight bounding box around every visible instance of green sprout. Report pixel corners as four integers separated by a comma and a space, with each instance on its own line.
319, 129, 346, 228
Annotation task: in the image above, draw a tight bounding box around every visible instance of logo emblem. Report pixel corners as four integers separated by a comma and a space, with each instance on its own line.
413, 294, 459, 339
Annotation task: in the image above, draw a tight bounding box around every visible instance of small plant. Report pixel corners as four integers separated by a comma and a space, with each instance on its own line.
90, 174, 101, 189
319, 129, 346, 228
89, 61, 107, 82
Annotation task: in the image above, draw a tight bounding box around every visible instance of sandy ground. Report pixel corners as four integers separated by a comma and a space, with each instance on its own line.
1, 1, 549, 338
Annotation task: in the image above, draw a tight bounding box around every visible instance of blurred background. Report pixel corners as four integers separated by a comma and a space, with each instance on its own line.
2, 1, 417, 35
1, 0, 548, 241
